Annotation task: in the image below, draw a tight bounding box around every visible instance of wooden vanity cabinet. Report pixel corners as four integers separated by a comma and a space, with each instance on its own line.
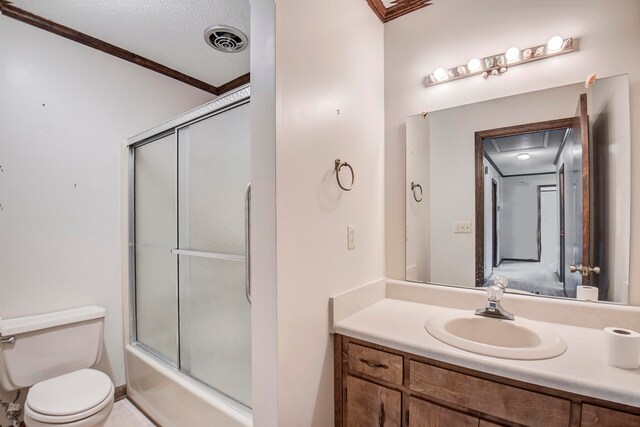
335, 334, 640, 427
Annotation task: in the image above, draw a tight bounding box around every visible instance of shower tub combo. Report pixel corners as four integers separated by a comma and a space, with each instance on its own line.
123, 87, 252, 426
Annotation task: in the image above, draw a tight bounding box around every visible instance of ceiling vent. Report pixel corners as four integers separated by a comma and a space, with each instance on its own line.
204, 25, 248, 53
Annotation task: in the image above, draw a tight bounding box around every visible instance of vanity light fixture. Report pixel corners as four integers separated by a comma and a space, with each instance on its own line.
505, 47, 520, 63
425, 36, 575, 87
467, 58, 481, 72
433, 67, 448, 81
517, 153, 531, 161
547, 35, 564, 52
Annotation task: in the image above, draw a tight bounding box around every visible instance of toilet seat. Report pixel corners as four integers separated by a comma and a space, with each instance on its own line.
25, 369, 114, 424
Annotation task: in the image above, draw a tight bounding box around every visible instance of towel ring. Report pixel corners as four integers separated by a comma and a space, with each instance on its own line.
411, 182, 423, 202
335, 159, 354, 191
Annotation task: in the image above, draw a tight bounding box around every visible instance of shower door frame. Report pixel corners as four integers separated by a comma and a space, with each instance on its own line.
126, 85, 251, 413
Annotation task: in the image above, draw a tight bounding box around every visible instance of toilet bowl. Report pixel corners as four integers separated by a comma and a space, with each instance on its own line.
0, 306, 113, 427
24, 369, 114, 427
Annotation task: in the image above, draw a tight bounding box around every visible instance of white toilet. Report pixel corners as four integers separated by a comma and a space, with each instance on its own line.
0, 306, 114, 427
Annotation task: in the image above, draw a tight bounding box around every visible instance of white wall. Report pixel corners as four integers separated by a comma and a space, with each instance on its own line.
384, 0, 640, 305
274, 0, 385, 425
500, 174, 556, 261
0, 15, 212, 410
540, 188, 559, 272
405, 115, 430, 282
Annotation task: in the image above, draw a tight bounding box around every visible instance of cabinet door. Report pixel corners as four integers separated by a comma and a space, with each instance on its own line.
409, 397, 478, 427
346, 376, 401, 426
581, 404, 640, 426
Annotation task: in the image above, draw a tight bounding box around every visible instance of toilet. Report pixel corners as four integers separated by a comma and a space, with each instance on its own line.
0, 306, 114, 427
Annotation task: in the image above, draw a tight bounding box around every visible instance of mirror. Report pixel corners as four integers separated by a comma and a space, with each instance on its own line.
405, 75, 630, 303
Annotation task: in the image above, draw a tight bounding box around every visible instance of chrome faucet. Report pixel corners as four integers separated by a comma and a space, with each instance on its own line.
476, 276, 514, 320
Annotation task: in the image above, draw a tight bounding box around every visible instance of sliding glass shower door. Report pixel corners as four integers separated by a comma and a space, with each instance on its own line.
177, 104, 251, 407
132, 101, 251, 409
134, 134, 179, 364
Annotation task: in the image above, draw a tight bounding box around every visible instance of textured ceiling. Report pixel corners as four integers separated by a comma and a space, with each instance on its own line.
11, 0, 249, 87
484, 129, 570, 176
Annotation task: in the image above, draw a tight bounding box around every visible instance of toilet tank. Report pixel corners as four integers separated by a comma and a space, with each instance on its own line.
0, 305, 106, 391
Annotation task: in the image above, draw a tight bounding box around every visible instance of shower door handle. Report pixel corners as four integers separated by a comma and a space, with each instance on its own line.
245, 183, 252, 305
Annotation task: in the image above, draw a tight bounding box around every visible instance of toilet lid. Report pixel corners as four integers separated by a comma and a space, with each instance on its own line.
27, 369, 113, 418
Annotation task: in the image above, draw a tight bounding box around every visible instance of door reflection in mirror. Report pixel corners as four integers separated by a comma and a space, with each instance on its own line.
481, 126, 574, 298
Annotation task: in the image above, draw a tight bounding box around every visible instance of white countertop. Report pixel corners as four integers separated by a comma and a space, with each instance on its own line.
335, 298, 640, 408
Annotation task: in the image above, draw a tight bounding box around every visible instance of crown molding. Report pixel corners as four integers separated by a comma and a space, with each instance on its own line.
366, 0, 433, 23
0, 3, 249, 96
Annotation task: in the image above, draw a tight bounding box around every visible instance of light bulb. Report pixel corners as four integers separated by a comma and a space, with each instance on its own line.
505, 47, 520, 62
517, 153, 531, 161
547, 36, 563, 52
433, 67, 447, 81
467, 58, 481, 72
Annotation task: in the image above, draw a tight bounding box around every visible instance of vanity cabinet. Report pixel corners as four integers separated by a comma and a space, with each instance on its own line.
335, 335, 640, 427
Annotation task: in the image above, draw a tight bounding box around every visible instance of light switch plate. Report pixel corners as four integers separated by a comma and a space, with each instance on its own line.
454, 221, 472, 233
348, 225, 356, 250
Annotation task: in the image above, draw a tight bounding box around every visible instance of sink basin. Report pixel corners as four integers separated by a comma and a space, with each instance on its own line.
425, 312, 566, 360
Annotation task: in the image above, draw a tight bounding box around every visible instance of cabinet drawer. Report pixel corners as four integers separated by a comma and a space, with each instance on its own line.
581, 404, 640, 426
346, 343, 403, 385
409, 397, 477, 427
410, 361, 571, 427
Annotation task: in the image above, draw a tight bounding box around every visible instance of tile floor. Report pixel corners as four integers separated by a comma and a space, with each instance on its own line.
105, 398, 156, 427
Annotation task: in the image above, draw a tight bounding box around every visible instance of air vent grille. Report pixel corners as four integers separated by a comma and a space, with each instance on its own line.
204, 26, 248, 53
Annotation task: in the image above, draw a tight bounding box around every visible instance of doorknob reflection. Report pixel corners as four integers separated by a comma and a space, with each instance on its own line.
570, 265, 601, 276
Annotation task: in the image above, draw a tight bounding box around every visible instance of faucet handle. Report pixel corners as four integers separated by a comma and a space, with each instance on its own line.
487, 275, 508, 302
487, 284, 504, 302
494, 275, 509, 289
478, 275, 514, 320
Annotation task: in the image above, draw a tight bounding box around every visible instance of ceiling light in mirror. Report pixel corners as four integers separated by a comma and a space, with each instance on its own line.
505, 47, 520, 63
547, 36, 564, 52
516, 153, 531, 160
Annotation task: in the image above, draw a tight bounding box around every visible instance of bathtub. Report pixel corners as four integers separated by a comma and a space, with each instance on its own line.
125, 344, 252, 427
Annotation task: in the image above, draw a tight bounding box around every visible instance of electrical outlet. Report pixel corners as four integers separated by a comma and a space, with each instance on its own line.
454, 221, 472, 233
347, 225, 356, 250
